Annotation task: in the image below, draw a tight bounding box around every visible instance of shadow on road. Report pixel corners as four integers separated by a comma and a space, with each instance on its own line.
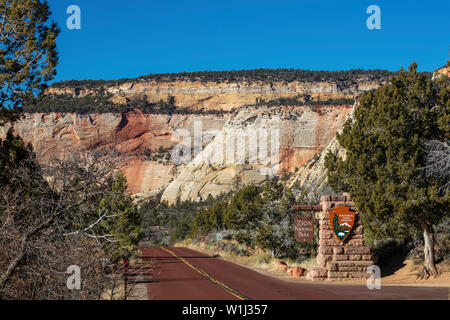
139, 255, 215, 260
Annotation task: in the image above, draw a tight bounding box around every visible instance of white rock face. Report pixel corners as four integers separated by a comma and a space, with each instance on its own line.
287, 102, 356, 201
161, 104, 354, 204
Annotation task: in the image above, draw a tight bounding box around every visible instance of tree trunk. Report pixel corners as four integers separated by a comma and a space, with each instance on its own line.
422, 226, 438, 277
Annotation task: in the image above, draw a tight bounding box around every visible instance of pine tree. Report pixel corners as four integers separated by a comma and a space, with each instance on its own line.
99, 173, 142, 260
0, 0, 59, 126
0, 0, 59, 192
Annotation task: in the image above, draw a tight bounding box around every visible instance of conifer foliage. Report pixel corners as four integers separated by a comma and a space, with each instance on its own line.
0, 0, 59, 125
325, 63, 449, 278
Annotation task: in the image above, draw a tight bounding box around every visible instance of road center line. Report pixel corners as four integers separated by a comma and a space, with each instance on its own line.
160, 247, 250, 300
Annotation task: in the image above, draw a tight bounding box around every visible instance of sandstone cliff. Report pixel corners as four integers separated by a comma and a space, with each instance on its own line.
0, 111, 226, 194
1, 103, 354, 202
46, 78, 381, 112
160, 104, 353, 204
287, 104, 355, 200
3, 71, 390, 203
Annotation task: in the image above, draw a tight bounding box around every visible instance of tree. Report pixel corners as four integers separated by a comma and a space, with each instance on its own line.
170, 216, 193, 244
0, 147, 144, 299
0, 0, 59, 125
223, 184, 263, 242
221, 181, 297, 258
167, 95, 175, 107
191, 208, 211, 236
325, 63, 449, 278
208, 201, 225, 231
190, 200, 225, 236
0, 128, 31, 186
421, 71, 450, 192
254, 181, 297, 258
97, 173, 143, 261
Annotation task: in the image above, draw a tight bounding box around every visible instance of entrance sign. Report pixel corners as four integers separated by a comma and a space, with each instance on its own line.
328, 206, 355, 241
294, 215, 314, 242
216, 233, 222, 241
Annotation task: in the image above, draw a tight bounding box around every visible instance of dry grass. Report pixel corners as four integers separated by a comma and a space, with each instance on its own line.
99, 256, 150, 300
175, 239, 316, 278
100, 280, 126, 300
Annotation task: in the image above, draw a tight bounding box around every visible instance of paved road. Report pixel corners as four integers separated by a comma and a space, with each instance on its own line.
141, 246, 449, 300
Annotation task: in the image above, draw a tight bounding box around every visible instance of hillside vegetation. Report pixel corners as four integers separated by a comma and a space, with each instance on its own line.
50, 68, 400, 88
22, 68, 437, 115
22, 91, 355, 114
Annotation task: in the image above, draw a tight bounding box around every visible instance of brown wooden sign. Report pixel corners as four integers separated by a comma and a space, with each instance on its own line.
294, 215, 314, 242
328, 206, 355, 241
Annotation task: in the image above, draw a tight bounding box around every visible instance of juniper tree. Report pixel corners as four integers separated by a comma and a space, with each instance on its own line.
223, 185, 263, 245
97, 173, 143, 261
254, 181, 297, 258
325, 63, 449, 278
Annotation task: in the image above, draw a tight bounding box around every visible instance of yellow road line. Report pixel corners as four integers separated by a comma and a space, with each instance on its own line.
160, 247, 249, 300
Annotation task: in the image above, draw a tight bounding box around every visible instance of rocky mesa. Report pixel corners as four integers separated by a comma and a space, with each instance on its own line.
3, 69, 394, 202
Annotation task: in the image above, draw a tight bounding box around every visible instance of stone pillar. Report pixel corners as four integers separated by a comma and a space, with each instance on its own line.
306, 193, 374, 281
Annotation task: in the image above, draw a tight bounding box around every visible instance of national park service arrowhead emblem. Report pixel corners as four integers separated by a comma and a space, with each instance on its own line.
328, 206, 355, 241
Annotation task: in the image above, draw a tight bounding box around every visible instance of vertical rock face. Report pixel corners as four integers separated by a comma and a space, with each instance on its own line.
1, 103, 353, 201
160, 104, 354, 203
46, 79, 381, 112
6, 110, 226, 161
287, 136, 342, 199
287, 102, 355, 200
3, 72, 391, 202
0, 111, 227, 194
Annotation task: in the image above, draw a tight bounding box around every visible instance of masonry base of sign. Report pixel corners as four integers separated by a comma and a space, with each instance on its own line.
306, 193, 374, 281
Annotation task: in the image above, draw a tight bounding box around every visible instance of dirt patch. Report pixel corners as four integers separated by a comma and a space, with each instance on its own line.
375, 259, 449, 287
325, 260, 450, 287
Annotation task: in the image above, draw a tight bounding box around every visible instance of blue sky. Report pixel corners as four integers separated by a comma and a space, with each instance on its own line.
47, 0, 450, 82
